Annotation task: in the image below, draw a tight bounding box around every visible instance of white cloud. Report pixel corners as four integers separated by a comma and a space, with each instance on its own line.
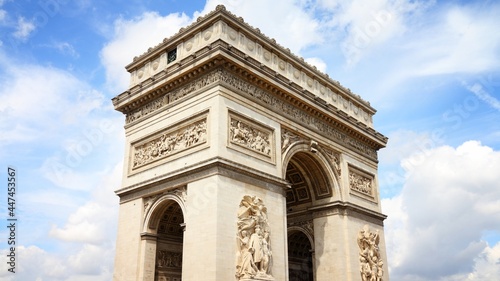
305, 57, 327, 73
100, 11, 191, 93
463, 82, 500, 112
0, 9, 6, 23
13, 16, 36, 41
0, 57, 105, 146
198, 0, 324, 61
68, 244, 115, 276
47, 41, 80, 58
383, 141, 500, 280
314, 0, 428, 66
49, 163, 121, 243
0, 246, 66, 280
408, 5, 500, 77
0, 244, 114, 280
0, 163, 121, 280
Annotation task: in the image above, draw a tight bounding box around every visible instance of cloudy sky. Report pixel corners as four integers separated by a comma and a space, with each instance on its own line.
0, 0, 499, 280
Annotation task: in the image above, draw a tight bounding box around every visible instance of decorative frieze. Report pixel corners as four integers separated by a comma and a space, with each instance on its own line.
358, 225, 384, 281
126, 68, 378, 160
157, 250, 182, 268
236, 195, 274, 280
131, 114, 208, 171
228, 111, 275, 163
348, 167, 375, 200
125, 70, 222, 124
218, 70, 378, 161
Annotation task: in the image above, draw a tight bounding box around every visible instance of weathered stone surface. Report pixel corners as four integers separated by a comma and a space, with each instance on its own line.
112, 5, 389, 281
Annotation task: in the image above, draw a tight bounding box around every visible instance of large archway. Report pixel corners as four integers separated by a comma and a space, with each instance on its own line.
154, 201, 184, 281
285, 149, 335, 281
142, 191, 187, 281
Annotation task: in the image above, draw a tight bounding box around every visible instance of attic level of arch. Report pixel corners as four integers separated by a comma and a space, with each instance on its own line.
123, 5, 372, 112
113, 6, 381, 126
113, 38, 376, 123
113, 56, 386, 157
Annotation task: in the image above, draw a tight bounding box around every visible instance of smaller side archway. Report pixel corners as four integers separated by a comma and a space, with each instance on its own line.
142, 190, 187, 281
287, 228, 314, 281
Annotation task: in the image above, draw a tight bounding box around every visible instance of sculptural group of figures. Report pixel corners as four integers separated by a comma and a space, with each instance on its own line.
236, 196, 273, 280
349, 171, 372, 195
156, 250, 182, 268
133, 120, 207, 168
230, 121, 272, 156
357, 225, 383, 281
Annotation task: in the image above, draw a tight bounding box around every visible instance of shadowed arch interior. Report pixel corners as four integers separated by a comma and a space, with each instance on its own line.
285, 151, 333, 210
154, 200, 184, 281
288, 230, 313, 281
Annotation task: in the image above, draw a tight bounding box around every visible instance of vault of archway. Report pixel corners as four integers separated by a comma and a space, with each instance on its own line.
157, 202, 184, 241
285, 152, 332, 210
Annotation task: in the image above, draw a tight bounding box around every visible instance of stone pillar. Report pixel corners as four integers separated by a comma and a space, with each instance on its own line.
138, 233, 158, 281
113, 198, 143, 281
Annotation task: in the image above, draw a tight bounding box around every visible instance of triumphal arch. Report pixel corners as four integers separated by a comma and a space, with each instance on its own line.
112, 6, 389, 281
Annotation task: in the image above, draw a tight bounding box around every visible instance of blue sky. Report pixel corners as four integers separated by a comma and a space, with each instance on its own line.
1, 0, 499, 280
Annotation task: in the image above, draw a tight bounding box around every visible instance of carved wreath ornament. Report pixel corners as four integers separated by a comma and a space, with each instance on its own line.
236, 196, 274, 280
358, 225, 383, 281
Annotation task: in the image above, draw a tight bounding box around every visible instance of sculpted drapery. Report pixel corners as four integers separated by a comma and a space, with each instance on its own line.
236, 195, 273, 280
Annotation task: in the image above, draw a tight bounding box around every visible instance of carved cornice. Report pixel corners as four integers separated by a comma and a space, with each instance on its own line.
215, 68, 381, 160
116, 63, 385, 161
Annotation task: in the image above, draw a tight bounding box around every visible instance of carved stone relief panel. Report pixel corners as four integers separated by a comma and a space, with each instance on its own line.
236, 195, 274, 280
281, 128, 305, 153
358, 225, 384, 281
323, 147, 342, 177
348, 166, 376, 201
130, 112, 209, 173
228, 111, 275, 164
157, 250, 183, 268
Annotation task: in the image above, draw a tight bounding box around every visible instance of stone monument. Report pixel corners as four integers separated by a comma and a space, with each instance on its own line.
112, 5, 389, 281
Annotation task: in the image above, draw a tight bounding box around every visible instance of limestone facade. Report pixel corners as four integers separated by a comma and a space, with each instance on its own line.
112, 5, 388, 281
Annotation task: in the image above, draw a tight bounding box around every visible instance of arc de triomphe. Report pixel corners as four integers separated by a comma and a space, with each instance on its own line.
112, 6, 389, 281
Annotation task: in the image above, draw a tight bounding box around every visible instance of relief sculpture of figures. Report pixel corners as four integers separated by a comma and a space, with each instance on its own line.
236, 195, 274, 280
156, 250, 182, 268
358, 225, 383, 281
230, 120, 272, 156
349, 170, 373, 196
132, 119, 207, 169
